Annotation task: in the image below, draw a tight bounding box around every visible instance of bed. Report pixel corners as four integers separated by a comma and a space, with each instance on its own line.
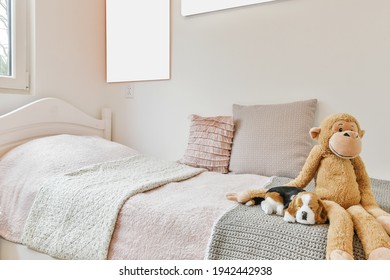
0, 98, 389, 260
0, 98, 274, 260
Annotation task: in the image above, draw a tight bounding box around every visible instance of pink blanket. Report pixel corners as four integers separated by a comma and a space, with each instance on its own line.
0, 135, 270, 259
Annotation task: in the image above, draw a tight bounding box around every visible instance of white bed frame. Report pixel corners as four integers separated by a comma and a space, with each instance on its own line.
0, 97, 111, 157
0, 97, 112, 259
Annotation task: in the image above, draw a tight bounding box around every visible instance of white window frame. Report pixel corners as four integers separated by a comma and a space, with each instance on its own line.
0, 0, 29, 91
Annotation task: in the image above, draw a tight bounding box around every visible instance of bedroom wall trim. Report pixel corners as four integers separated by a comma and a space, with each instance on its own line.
0, 98, 112, 157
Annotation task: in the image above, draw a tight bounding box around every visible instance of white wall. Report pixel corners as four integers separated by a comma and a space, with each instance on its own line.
1, 0, 389, 180
0, 0, 125, 117
108, 0, 390, 180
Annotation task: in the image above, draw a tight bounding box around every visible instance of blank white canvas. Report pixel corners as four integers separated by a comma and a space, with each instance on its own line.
182, 0, 276, 16
106, 0, 170, 82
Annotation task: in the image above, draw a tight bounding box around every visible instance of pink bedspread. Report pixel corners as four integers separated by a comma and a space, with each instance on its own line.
0, 135, 270, 259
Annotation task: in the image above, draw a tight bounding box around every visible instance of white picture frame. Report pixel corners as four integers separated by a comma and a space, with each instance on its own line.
106, 0, 170, 82
182, 0, 276, 16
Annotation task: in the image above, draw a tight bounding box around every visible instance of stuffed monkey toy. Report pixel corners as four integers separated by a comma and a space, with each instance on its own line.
229, 113, 390, 260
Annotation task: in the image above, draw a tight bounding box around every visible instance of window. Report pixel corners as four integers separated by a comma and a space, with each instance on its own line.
0, 0, 11, 76
0, 0, 29, 91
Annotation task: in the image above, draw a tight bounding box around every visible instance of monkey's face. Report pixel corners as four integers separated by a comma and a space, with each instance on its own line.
310, 113, 365, 159
328, 120, 362, 159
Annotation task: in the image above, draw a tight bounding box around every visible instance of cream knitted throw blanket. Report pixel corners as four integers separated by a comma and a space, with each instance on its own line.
22, 155, 204, 260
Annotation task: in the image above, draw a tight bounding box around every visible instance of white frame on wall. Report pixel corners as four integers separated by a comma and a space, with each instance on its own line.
106, 0, 170, 83
181, 0, 276, 16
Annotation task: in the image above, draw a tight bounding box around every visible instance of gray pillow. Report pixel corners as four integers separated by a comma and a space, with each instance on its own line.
229, 99, 317, 178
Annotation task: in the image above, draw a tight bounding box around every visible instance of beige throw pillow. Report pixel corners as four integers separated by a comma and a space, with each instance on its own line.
229, 99, 317, 178
180, 115, 234, 173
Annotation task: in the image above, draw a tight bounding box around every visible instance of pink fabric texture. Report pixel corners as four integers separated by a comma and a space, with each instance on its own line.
180, 115, 234, 173
0, 134, 272, 260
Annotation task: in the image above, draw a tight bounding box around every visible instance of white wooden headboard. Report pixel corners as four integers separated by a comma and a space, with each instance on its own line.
0, 98, 112, 157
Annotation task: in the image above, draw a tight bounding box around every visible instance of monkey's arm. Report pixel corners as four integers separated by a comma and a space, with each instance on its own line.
286, 145, 323, 188
352, 156, 390, 234
352, 156, 389, 216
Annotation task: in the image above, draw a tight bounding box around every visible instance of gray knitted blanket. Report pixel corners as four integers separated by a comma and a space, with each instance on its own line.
207, 176, 390, 260
22, 155, 204, 260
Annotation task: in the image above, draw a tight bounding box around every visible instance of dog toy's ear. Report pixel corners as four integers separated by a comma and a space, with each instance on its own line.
315, 199, 328, 224
283, 199, 297, 223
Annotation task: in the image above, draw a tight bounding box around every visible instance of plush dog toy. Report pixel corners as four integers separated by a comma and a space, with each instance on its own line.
227, 186, 327, 225
229, 113, 390, 260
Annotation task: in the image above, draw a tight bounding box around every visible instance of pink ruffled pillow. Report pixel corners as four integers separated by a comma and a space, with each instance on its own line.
180, 115, 234, 173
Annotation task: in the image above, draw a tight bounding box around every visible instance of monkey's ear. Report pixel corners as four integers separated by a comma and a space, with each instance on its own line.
310, 127, 321, 140
360, 129, 365, 139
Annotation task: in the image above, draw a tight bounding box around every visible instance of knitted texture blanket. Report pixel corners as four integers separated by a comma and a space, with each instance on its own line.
22, 155, 204, 260
206, 176, 390, 260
